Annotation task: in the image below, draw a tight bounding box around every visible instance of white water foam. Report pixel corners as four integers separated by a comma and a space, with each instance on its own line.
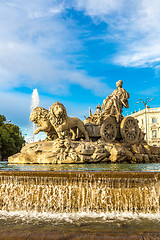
0, 211, 160, 224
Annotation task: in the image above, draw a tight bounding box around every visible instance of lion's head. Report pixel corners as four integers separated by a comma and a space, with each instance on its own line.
49, 102, 67, 126
30, 107, 49, 124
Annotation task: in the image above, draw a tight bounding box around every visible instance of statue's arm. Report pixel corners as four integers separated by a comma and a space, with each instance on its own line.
120, 91, 130, 108
121, 99, 129, 108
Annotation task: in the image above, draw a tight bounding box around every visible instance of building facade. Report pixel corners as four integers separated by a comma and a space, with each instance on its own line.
130, 107, 160, 147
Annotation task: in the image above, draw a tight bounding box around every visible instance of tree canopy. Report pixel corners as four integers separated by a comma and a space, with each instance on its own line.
0, 114, 25, 160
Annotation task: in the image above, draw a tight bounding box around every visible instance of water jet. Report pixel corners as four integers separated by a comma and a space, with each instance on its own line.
30, 89, 40, 142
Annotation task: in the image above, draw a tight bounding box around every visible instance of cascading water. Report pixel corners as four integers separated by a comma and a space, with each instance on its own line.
0, 170, 160, 238
0, 171, 159, 214
30, 89, 40, 142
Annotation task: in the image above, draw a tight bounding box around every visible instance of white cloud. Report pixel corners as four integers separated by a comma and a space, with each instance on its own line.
74, 0, 160, 68
2, 0, 160, 74
0, 0, 110, 96
75, 0, 124, 16
3, 0, 160, 100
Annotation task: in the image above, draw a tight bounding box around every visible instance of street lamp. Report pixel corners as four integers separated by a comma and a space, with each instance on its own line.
136, 97, 154, 142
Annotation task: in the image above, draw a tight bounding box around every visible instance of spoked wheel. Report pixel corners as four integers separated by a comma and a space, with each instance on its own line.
120, 116, 139, 144
100, 117, 117, 141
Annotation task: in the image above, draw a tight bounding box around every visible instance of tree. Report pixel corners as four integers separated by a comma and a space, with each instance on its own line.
0, 114, 25, 160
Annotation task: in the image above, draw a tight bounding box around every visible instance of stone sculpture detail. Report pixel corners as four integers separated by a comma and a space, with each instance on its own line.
102, 80, 130, 122
30, 107, 58, 141
84, 81, 139, 144
48, 102, 89, 140
29, 82, 140, 144
87, 80, 130, 124
9, 80, 160, 165
9, 137, 160, 164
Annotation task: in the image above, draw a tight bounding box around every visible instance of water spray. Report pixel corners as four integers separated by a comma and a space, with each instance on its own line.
30, 89, 40, 142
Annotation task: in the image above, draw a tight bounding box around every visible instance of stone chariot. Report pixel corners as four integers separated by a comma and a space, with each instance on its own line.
85, 115, 140, 144
84, 80, 141, 144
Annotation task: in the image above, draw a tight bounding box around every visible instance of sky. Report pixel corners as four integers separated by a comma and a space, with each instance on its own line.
0, 0, 160, 141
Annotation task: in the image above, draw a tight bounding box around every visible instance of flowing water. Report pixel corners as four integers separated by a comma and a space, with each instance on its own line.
0, 171, 159, 214
0, 162, 160, 237
30, 89, 40, 142
30, 89, 40, 114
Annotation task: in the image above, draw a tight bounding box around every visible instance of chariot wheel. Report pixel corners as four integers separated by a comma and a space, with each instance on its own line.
100, 117, 117, 141
120, 116, 139, 144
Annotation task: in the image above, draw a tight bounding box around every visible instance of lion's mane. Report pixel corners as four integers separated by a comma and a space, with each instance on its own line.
49, 102, 67, 126
30, 107, 49, 124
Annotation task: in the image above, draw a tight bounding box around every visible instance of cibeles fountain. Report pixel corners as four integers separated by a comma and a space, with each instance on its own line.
9, 80, 160, 164
1, 81, 160, 239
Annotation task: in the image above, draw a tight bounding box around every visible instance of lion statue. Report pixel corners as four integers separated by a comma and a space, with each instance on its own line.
49, 102, 89, 141
30, 107, 58, 141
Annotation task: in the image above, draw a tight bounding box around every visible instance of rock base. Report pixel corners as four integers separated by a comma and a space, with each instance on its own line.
8, 138, 160, 164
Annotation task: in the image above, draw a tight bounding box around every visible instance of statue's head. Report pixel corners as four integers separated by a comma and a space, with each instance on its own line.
49, 102, 67, 118
30, 107, 48, 124
116, 80, 123, 88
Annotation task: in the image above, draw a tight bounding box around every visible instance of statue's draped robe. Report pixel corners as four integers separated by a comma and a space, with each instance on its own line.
102, 87, 130, 122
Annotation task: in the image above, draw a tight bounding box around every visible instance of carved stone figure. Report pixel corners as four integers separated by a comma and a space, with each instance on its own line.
49, 102, 89, 140
102, 80, 130, 122
8, 138, 160, 164
9, 80, 160, 165
84, 80, 140, 143
30, 107, 58, 140
85, 104, 102, 125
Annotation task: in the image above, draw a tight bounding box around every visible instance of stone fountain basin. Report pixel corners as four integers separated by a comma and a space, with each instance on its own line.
0, 169, 160, 239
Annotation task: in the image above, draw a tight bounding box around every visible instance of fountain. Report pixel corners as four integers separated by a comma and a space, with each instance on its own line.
9, 81, 160, 164
0, 171, 159, 213
1, 81, 160, 239
30, 89, 40, 142
0, 169, 160, 238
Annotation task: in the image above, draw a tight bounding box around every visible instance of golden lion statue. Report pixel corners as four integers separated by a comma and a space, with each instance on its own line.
30, 107, 58, 141
49, 102, 89, 141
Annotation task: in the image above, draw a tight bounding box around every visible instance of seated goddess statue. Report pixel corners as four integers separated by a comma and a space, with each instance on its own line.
102, 80, 130, 122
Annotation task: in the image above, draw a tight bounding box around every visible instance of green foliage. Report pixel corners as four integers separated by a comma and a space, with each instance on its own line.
0, 114, 25, 159
0, 114, 6, 125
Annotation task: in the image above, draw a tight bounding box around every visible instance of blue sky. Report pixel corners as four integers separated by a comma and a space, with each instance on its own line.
0, 0, 160, 140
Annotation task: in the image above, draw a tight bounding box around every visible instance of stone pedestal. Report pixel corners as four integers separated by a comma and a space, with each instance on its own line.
8, 139, 160, 164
